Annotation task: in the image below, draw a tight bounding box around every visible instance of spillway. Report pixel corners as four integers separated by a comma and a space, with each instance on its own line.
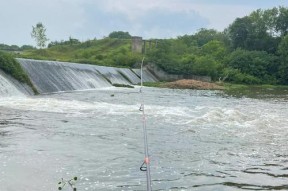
17, 59, 158, 94
0, 69, 33, 97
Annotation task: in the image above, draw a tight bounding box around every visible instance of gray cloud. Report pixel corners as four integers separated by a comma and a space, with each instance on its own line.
0, 0, 288, 45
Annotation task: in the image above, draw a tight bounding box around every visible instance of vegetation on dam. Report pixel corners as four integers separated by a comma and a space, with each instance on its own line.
0, 51, 38, 94
19, 37, 142, 69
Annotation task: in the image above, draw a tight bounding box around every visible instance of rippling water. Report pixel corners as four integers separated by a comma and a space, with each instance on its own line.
0, 87, 287, 191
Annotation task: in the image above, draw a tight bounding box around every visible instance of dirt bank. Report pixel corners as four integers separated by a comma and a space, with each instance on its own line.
162, 79, 224, 90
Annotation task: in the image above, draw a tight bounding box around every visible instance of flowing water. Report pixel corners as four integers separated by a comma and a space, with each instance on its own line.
17, 59, 157, 94
0, 87, 287, 191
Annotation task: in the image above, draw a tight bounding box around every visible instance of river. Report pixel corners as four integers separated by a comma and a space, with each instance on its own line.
0, 87, 287, 191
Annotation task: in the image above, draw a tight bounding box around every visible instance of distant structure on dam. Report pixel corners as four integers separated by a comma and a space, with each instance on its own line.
131, 36, 158, 54
131, 36, 143, 53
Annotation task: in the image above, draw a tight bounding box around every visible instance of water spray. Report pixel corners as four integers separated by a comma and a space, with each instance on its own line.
139, 57, 152, 191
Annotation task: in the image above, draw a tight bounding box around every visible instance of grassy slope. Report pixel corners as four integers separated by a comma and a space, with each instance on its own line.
0, 51, 38, 94
18, 38, 142, 68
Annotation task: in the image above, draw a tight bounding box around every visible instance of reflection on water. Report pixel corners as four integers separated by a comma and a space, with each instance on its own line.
0, 87, 287, 190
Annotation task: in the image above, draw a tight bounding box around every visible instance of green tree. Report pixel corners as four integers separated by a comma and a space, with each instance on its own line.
179, 28, 230, 47
228, 17, 254, 50
225, 49, 278, 84
277, 34, 288, 84
108, 31, 131, 39
192, 56, 220, 79
20, 45, 35, 50
228, 13, 280, 53
276, 6, 288, 36
249, 8, 281, 53
31, 22, 49, 48
262, 7, 279, 36
200, 40, 228, 62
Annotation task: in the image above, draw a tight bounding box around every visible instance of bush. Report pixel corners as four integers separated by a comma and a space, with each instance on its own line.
223, 68, 261, 84
0, 51, 38, 94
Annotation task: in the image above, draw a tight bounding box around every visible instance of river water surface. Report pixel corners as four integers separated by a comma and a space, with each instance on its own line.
0, 87, 287, 191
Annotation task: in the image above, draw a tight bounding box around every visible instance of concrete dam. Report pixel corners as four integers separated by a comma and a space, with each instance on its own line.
0, 59, 158, 96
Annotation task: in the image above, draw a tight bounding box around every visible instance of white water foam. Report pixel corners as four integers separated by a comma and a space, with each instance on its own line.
0, 73, 25, 97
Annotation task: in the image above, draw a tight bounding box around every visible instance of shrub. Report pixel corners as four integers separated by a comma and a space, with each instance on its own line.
0, 51, 38, 94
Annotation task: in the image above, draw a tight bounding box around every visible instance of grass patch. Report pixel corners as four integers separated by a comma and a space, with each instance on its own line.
142, 82, 166, 88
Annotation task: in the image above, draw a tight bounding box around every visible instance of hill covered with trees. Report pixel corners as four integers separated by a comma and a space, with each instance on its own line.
9, 6, 288, 85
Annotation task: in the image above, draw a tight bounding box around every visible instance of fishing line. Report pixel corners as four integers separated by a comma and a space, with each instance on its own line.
139, 57, 152, 191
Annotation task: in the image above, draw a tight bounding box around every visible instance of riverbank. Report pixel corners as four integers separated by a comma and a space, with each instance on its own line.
163, 79, 224, 90
143, 79, 224, 90
143, 80, 288, 96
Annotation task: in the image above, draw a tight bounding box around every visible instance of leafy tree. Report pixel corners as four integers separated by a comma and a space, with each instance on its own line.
31, 22, 49, 48
225, 49, 278, 84
277, 34, 288, 84
276, 6, 288, 36
262, 7, 279, 36
192, 56, 221, 79
228, 14, 280, 53
200, 40, 228, 62
227, 7, 288, 53
179, 28, 230, 47
108, 31, 131, 39
0, 44, 20, 51
228, 17, 254, 50
249, 8, 281, 53
20, 45, 35, 50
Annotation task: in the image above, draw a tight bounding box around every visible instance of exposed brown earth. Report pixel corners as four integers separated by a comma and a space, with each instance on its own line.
162, 79, 224, 90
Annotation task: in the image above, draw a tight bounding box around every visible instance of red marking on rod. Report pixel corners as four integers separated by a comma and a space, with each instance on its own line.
144, 157, 150, 164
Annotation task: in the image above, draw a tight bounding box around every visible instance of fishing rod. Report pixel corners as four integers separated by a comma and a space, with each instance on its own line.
139, 57, 152, 191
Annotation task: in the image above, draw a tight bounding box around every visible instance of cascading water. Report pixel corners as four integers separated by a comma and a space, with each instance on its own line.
0, 70, 25, 97
17, 59, 113, 94
17, 59, 158, 94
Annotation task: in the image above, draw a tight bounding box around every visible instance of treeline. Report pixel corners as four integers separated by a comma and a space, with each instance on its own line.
147, 6, 288, 85
0, 44, 35, 51
48, 37, 81, 48
47, 32, 131, 48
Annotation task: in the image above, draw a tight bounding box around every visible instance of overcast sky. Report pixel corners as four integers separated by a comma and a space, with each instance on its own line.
1, 0, 288, 46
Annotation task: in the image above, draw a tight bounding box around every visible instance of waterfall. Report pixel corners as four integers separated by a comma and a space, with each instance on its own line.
0, 70, 25, 97
17, 59, 157, 94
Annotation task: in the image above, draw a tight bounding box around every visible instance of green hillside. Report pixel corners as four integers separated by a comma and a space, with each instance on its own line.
18, 38, 142, 68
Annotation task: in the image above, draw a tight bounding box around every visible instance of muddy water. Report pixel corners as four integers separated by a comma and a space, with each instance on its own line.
0, 87, 287, 191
